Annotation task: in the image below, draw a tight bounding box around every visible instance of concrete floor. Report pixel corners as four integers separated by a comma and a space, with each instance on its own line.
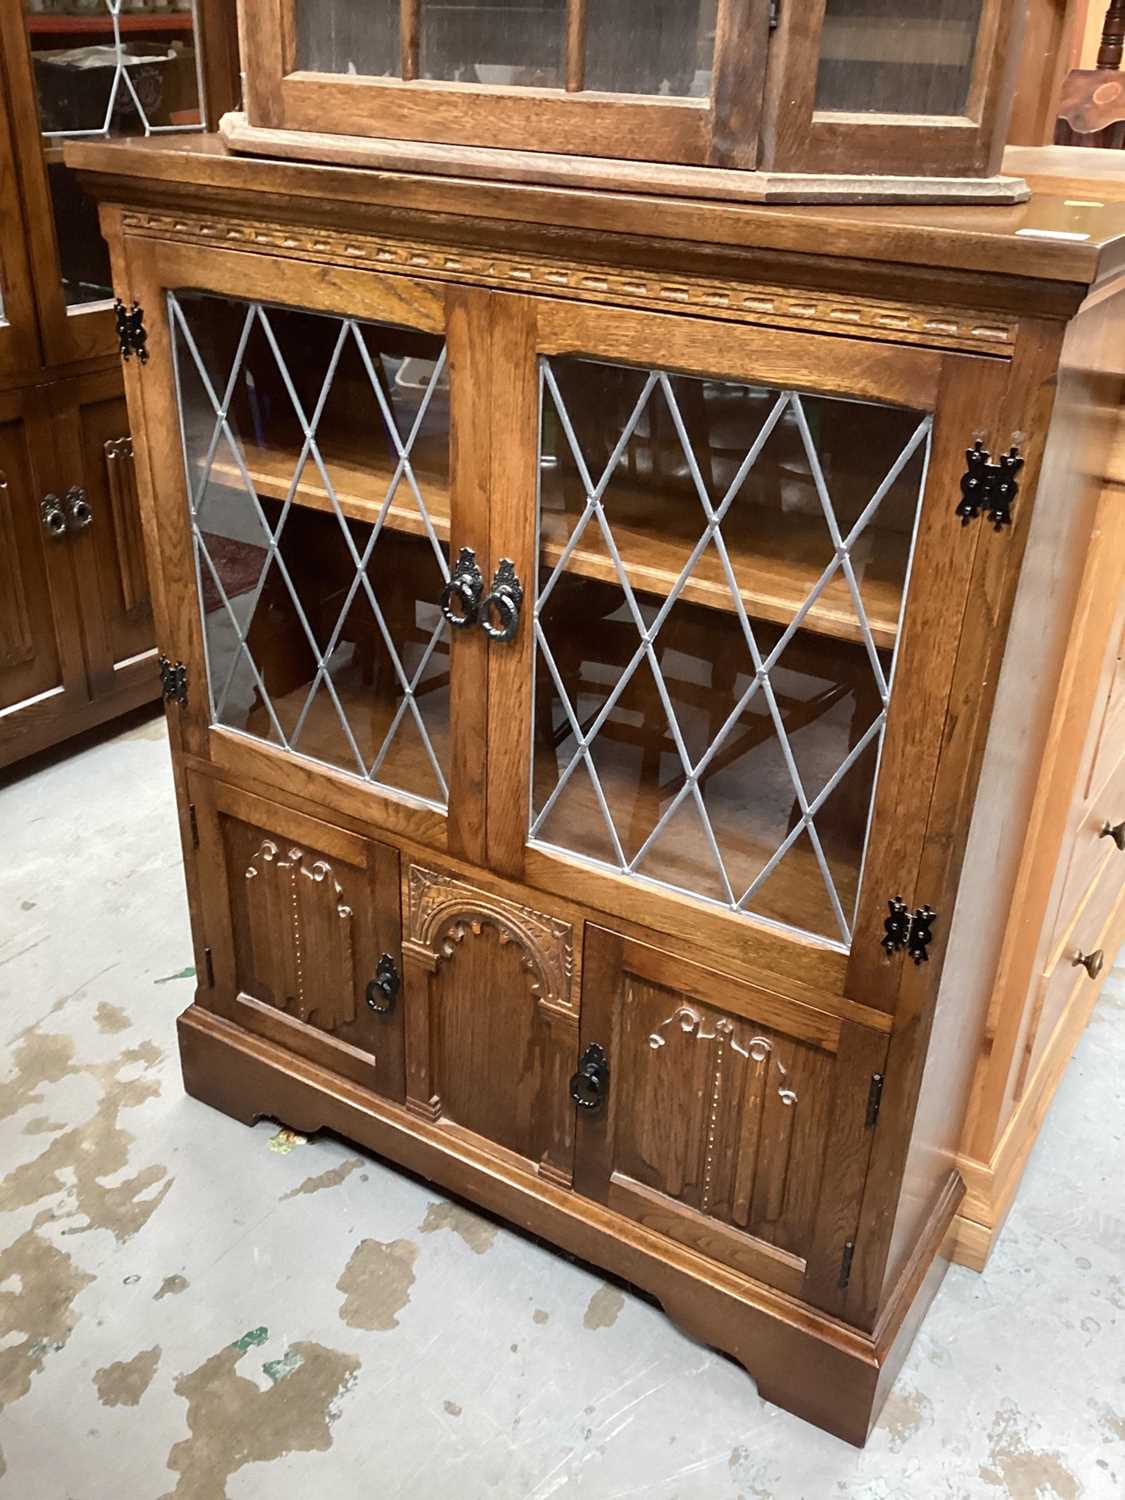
0, 710, 1122, 1500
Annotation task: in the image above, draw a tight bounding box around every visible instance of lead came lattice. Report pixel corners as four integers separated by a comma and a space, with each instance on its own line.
171, 291, 452, 810
530, 359, 933, 948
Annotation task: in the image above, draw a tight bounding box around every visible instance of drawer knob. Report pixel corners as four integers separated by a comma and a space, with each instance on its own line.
1100, 820, 1125, 853
1072, 948, 1105, 981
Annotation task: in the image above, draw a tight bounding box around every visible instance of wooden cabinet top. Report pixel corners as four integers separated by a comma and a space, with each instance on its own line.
68, 135, 1125, 297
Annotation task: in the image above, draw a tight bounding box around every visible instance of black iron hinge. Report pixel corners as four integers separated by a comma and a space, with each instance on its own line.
881, 898, 937, 966
188, 803, 199, 850
839, 1239, 856, 1289
203, 947, 214, 988
159, 655, 187, 706
769, 0, 780, 27
866, 1072, 885, 1129
957, 440, 1024, 531
114, 298, 149, 364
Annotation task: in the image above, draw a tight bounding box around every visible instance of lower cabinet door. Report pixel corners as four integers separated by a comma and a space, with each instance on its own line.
575, 928, 887, 1309
401, 862, 579, 1186
191, 777, 405, 1101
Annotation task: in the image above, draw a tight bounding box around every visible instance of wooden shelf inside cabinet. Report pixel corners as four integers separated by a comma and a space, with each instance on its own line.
209, 442, 905, 650
27, 13, 195, 36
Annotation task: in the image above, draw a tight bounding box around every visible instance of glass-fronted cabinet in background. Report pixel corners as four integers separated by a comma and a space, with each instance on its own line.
0, 0, 239, 367
237, 0, 1023, 186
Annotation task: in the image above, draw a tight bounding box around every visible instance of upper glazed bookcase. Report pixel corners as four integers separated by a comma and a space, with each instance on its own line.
223, 0, 1031, 203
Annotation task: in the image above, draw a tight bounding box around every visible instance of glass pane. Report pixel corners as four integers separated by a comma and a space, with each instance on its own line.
585, 0, 718, 98
294, 0, 400, 77
171, 289, 453, 811
24, 1, 205, 308
531, 356, 932, 947
420, 0, 566, 87
815, 0, 983, 116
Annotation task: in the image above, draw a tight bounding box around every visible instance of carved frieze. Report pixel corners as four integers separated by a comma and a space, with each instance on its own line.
405, 864, 574, 1018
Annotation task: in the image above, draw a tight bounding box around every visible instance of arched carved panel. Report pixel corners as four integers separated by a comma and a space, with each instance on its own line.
244, 839, 356, 1032
405, 864, 574, 1017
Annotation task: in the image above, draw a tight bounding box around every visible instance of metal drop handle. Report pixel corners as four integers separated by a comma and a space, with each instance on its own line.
366, 953, 401, 1014
41, 495, 67, 539
479, 559, 524, 644
570, 1043, 609, 1112
1100, 820, 1125, 853
1072, 949, 1105, 981
440, 547, 484, 630
65, 486, 93, 531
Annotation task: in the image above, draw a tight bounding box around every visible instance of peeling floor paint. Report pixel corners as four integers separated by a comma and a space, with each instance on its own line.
583, 1284, 625, 1330
94, 1346, 161, 1407
420, 1199, 498, 1255
281, 1159, 362, 1201
337, 1239, 418, 1332
0, 716, 1122, 1499
162, 1336, 358, 1499
153, 1275, 189, 1302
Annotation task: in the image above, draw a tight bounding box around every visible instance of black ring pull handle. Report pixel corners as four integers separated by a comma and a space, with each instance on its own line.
480, 559, 524, 643
570, 1043, 609, 1112
440, 547, 484, 630
1100, 819, 1125, 853
366, 953, 401, 1015
65, 486, 93, 531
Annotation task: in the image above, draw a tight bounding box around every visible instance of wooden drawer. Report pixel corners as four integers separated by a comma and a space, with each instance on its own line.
1054, 747, 1125, 943
1021, 851, 1125, 1098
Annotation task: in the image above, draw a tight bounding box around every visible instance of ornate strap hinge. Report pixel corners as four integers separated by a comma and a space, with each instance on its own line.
159, 654, 187, 706
881, 898, 937, 966
957, 440, 1024, 531
114, 298, 149, 364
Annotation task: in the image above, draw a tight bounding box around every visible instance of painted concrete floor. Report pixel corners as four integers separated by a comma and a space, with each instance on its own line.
0, 711, 1122, 1500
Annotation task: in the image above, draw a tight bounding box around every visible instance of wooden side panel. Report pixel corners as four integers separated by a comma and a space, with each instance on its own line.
192, 777, 406, 1100
402, 863, 578, 1184
576, 929, 885, 1307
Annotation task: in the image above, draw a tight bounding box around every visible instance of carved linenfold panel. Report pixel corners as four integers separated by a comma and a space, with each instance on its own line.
118, 210, 1017, 356
406, 864, 574, 1018
619, 983, 832, 1260
244, 839, 356, 1032
0, 470, 34, 670
103, 437, 149, 618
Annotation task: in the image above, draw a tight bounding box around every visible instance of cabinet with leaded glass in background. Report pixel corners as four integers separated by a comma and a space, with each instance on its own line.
70, 136, 1125, 1447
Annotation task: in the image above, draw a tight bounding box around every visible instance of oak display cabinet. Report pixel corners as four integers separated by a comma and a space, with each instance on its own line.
224, 0, 1032, 202
67, 132, 1125, 1444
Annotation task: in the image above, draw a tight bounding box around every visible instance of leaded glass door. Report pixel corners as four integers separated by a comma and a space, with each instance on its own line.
129, 240, 489, 861
487, 295, 1009, 1010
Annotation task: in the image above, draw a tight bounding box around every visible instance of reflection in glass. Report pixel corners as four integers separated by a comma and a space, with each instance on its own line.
585, 0, 718, 98
816, 0, 984, 116
420, 0, 566, 87
24, 0, 205, 307
531, 356, 932, 947
170, 290, 453, 810
295, 0, 400, 77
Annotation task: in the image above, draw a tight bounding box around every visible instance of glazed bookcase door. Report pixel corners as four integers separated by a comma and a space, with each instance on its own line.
191, 776, 406, 1100
487, 294, 1011, 1011
763, 0, 1022, 178
242, 0, 771, 167
575, 929, 888, 1313
126, 237, 489, 861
